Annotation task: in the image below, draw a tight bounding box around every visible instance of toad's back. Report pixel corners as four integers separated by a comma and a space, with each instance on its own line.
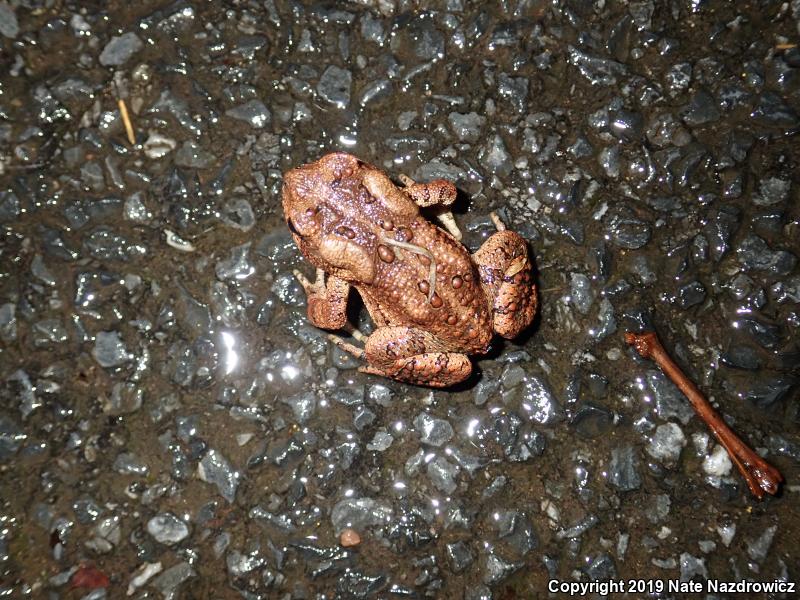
356, 209, 494, 356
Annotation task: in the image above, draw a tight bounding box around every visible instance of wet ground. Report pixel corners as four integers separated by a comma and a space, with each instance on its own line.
1, 0, 799, 598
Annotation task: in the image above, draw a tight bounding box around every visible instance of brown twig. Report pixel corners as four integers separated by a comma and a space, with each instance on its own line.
624, 331, 783, 499
117, 98, 136, 146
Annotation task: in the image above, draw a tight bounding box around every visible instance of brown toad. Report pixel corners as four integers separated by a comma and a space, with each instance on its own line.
281, 152, 537, 387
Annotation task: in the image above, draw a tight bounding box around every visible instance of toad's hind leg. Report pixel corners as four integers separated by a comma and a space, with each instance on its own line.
294, 269, 351, 330
338, 325, 472, 387
472, 227, 537, 339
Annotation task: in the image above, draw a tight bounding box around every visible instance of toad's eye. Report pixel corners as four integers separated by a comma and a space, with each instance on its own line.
287, 217, 301, 236
286, 208, 321, 237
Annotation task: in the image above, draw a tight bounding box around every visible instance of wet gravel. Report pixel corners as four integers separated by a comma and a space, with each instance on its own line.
1, 0, 799, 598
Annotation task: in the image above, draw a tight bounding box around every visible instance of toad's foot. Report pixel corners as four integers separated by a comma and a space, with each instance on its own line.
489, 211, 507, 232
398, 173, 415, 187
435, 210, 462, 241
293, 268, 324, 295
294, 269, 351, 330
341, 325, 367, 343
327, 334, 366, 360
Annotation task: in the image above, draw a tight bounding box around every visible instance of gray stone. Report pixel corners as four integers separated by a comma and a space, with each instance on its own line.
665, 62, 692, 93
119, 195, 149, 226
226, 550, 264, 577
586, 553, 617, 580
608, 445, 641, 491
353, 405, 376, 431
479, 134, 512, 177
174, 141, 216, 168
474, 377, 500, 406
676, 281, 706, 309
598, 145, 621, 178
225, 100, 271, 129
427, 455, 459, 493
746, 525, 777, 562
219, 198, 255, 231
215, 242, 253, 281
497, 73, 528, 112
518, 376, 565, 425
414, 412, 454, 447
751, 92, 800, 131
86, 515, 122, 554
0, 415, 26, 460
143, 131, 177, 159
151, 562, 195, 598
366, 431, 393, 452
567, 46, 627, 86
281, 392, 316, 424
317, 66, 352, 108
646, 423, 686, 465
682, 89, 720, 126
360, 12, 385, 44
609, 109, 644, 141
0, 191, 20, 222
414, 160, 466, 183
0, 303, 16, 343
591, 298, 617, 340
483, 552, 521, 585
448, 112, 486, 143
113, 452, 149, 476
648, 494, 671, 523
92, 331, 133, 367
366, 384, 393, 407
556, 514, 599, 539
465, 585, 492, 600
500, 364, 526, 390
446, 541, 474, 573
0, 2, 19, 39
720, 345, 762, 370
198, 449, 240, 502
359, 79, 392, 107
570, 273, 594, 315
737, 235, 796, 276
147, 512, 190, 545
99, 32, 144, 66
753, 177, 790, 207
389, 15, 444, 61
646, 370, 695, 425
705, 206, 740, 261
679, 553, 708, 582
606, 210, 651, 249
331, 497, 392, 534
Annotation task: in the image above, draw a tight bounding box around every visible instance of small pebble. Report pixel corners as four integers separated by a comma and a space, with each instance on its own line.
340, 528, 361, 547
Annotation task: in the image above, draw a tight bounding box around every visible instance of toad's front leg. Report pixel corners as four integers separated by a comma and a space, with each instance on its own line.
294, 268, 351, 330
330, 326, 472, 388
398, 174, 462, 241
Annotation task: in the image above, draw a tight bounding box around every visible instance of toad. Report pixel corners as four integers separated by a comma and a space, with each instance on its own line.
281, 152, 537, 387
